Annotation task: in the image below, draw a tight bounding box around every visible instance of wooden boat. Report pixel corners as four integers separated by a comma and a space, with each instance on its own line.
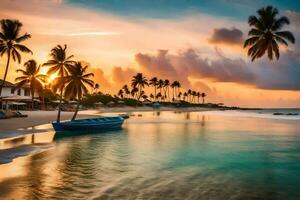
52, 116, 125, 132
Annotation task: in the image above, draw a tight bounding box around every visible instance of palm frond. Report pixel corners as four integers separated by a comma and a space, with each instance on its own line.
15, 33, 31, 43
15, 76, 28, 81
274, 36, 288, 46
272, 16, 290, 31
275, 31, 295, 43
14, 44, 32, 54
15, 79, 28, 89
244, 36, 260, 48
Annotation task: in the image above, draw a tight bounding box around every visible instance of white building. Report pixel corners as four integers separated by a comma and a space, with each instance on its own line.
0, 79, 39, 98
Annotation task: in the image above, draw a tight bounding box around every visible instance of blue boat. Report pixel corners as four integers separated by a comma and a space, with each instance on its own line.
52, 116, 125, 132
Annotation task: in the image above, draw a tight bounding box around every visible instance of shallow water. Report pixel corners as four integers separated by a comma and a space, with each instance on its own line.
0, 111, 300, 200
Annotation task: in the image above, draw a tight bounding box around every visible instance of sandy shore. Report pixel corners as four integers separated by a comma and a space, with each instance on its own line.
0, 106, 213, 132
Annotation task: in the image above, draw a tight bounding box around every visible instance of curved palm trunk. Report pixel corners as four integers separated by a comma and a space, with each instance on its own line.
154, 86, 157, 101
202, 97, 205, 104
57, 89, 63, 122
172, 88, 174, 101
0, 50, 11, 96
167, 87, 170, 101
71, 100, 80, 121
57, 72, 64, 123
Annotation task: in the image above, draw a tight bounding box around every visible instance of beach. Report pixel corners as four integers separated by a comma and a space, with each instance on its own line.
0, 106, 213, 132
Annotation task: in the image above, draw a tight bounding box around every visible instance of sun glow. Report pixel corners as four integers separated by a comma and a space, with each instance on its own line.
47, 73, 58, 84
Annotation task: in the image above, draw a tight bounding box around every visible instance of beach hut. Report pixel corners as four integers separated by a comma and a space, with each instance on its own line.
106, 101, 115, 107
117, 100, 125, 104
1, 95, 32, 110
7, 101, 26, 111
95, 102, 104, 108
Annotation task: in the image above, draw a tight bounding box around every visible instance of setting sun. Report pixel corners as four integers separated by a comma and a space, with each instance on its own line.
47, 73, 58, 84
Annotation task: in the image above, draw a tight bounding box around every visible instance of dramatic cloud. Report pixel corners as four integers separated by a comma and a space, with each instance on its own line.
89, 67, 112, 92
135, 49, 255, 87
133, 49, 300, 91
111, 66, 137, 89
253, 50, 300, 90
210, 27, 243, 45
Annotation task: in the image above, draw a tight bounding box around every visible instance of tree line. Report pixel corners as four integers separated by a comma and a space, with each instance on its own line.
118, 73, 207, 104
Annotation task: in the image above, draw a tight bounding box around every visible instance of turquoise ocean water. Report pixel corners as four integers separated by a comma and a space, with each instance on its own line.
0, 110, 300, 200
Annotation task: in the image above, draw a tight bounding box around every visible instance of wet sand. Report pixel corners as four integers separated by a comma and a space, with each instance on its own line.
0, 106, 213, 132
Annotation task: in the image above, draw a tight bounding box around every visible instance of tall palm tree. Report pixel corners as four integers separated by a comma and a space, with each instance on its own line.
156, 92, 162, 102
171, 81, 181, 100
131, 87, 139, 99
64, 62, 94, 121
188, 89, 192, 102
149, 77, 158, 101
118, 89, 124, 99
164, 79, 170, 101
192, 91, 196, 103
244, 6, 295, 61
157, 79, 164, 95
201, 93, 207, 104
0, 19, 32, 96
43, 44, 75, 122
15, 60, 45, 110
196, 92, 201, 104
122, 85, 130, 98
177, 92, 182, 101
183, 92, 188, 102
171, 81, 176, 101
93, 83, 99, 94
131, 73, 148, 101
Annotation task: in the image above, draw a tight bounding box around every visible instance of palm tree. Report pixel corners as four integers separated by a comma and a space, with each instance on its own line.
94, 83, 99, 93
15, 60, 45, 110
43, 44, 75, 122
174, 81, 181, 99
164, 79, 170, 101
244, 6, 295, 61
171, 81, 176, 101
0, 19, 32, 96
118, 89, 124, 99
192, 91, 196, 103
157, 79, 164, 95
150, 93, 154, 101
64, 62, 94, 121
131, 73, 148, 101
178, 92, 182, 101
131, 87, 138, 99
196, 92, 201, 104
149, 77, 158, 101
188, 89, 192, 102
183, 92, 188, 101
201, 93, 207, 104
142, 94, 148, 101
156, 92, 162, 102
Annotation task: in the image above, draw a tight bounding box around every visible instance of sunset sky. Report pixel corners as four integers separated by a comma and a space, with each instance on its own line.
1, 0, 300, 108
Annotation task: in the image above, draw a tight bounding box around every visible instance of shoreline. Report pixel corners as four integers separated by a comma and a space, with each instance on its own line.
0, 106, 214, 133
